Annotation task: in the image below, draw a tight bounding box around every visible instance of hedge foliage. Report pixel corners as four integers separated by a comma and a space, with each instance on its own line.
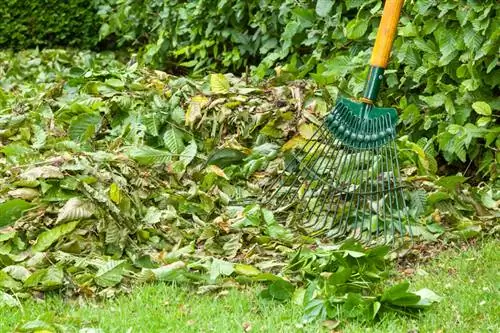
0, 0, 102, 49
99, 0, 499, 180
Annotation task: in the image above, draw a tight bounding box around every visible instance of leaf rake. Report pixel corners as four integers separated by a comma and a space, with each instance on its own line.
261, 0, 413, 245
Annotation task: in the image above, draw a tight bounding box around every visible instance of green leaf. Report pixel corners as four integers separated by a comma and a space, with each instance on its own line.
476, 117, 491, 127
105, 78, 125, 89
209, 258, 234, 282
472, 101, 492, 116
126, 146, 172, 165
32, 221, 79, 252
303, 298, 327, 323
435, 175, 468, 191
163, 127, 185, 154
17, 319, 54, 332
210, 74, 230, 94
315, 0, 333, 17
328, 266, 352, 285
41, 266, 64, 288
95, 260, 126, 287
346, 19, 369, 40
0, 199, 34, 227
206, 148, 247, 167
381, 282, 421, 307
0, 270, 21, 290
268, 279, 295, 301
180, 140, 197, 167
234, 264, 261, 276
412, 288, 442, 308
69, 113, 101, 143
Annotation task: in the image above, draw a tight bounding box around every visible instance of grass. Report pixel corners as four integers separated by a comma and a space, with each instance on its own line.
2, 238, 498, 333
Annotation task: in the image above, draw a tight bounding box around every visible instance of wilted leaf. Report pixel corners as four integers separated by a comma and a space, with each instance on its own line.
185, 95, 209, 126
20, 166, 64, 180
281, 136, 306, 151
2, 265, 31, 282
150, 261, 186, 281
0, 291, 20, 308
56, 198, 94, 223
8, 188, 39, 200
413, 288, 442, 307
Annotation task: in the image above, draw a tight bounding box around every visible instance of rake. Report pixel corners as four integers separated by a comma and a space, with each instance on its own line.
261, 0, 413, 245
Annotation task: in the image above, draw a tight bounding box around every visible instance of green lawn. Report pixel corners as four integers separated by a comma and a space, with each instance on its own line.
2, 239, 498, 333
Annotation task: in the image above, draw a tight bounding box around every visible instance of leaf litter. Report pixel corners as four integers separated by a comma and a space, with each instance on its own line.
0, 49, 497, 326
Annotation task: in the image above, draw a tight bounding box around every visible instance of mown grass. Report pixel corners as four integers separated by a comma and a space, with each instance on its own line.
2, 238, 498, 333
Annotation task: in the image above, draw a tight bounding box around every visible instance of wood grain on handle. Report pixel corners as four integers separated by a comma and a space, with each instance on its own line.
370, 0, 405, 68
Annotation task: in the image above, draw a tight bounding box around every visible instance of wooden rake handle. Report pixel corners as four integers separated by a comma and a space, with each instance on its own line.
370, 0, 405, 69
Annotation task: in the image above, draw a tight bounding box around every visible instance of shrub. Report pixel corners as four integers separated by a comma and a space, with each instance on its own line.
0, 0, 102, 49
100, 0, 499, 180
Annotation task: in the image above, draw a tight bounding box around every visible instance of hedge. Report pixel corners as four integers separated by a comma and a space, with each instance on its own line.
99, 0, 499, 180
0, 0, 102, 49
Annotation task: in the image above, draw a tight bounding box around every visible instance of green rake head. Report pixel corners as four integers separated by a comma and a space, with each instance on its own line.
260, 0, 414, 246
259, 93, 413, 246
325, 97, 398, 150
260, 101, 413, 246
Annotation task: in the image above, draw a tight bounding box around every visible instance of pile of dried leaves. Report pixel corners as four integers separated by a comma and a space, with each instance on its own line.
0, 49, 496, 322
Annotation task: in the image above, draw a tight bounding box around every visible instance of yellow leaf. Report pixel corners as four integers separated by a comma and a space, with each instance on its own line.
206, 165, 229, 180
210, 73, 230, 94
281, 136, 306, 151
109, 182, 122, 204
298, 123, 317, 139
185, 95, 209, 127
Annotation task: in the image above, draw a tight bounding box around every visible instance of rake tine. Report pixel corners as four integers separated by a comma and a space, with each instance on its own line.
384, 114, 410, 243
322, 114, 361, 238
393, 140, 413, 241
287, 128, 337, 204
303, 113, 358, 230
351, 121, 372, 240
309, 142, 349, 232
264, 123, 328, 202
324, 117, 366, 239
301, 138, 344, 229
354, 139, 373, 241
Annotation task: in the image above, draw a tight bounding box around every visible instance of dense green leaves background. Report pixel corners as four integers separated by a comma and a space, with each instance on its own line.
1, 1, 498, 175
0, 0, 103, 50
96, 0, 499, 179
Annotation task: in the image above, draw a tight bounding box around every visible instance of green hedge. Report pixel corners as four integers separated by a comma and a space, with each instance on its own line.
100, 0, 499, 180
0, 0, 102, 49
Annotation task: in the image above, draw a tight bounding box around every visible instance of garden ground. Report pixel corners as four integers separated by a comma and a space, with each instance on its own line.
3, 238, 498, 333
